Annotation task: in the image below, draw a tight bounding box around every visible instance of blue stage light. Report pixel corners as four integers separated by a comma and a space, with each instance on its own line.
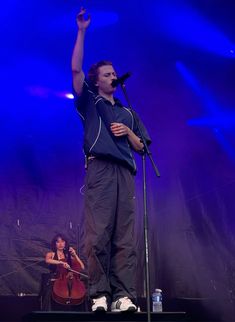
176, 61, 235, 157
89, 10, 119, 29
154, 1, 235, 57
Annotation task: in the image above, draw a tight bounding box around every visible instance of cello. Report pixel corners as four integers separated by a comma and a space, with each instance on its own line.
52, 249, 86, 305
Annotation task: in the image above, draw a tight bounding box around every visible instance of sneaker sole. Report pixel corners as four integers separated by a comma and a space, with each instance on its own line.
92, 307, 107, 312
111, 307, 137, 312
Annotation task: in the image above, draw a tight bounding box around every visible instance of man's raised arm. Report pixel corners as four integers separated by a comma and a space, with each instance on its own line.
71, 8, 90, 96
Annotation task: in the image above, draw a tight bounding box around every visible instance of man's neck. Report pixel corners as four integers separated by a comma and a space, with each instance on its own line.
98, 90, 115, 105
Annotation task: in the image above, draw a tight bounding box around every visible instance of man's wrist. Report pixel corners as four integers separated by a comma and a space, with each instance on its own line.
127, 127, 132, 137
78, 28, 86, 34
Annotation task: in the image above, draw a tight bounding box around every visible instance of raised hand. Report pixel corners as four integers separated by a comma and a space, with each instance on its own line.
69, 246, 76, 256
76, 7, 91, 30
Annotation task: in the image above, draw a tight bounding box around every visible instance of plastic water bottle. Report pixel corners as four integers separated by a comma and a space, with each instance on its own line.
152, 288, 163, 312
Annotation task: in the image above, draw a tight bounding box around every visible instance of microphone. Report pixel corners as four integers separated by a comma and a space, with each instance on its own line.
112, 72, 131, 87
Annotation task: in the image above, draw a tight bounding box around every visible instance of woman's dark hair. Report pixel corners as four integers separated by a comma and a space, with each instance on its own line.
50, 233, 72, 268
51, 233, 69, 252
88, 60, 113, 92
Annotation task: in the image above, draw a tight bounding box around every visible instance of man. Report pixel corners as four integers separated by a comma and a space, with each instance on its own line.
71, 8, 151, 312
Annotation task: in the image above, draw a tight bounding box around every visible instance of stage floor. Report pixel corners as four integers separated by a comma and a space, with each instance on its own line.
22, 311, 187, 322
0, 296, 224, 322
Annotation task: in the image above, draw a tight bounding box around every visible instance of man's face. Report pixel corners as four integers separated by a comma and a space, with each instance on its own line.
96, 65, 117, 95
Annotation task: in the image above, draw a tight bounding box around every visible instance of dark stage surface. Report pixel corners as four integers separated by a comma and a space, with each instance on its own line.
22, 311, 186, 322
0, 296, 225, 322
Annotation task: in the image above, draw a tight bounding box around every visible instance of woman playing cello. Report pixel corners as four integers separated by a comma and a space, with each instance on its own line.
41, 233, 85, 310
45, 233, 85, 272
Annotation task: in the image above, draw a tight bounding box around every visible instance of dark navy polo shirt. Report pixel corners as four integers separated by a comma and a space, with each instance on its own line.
73, 79, 151, 174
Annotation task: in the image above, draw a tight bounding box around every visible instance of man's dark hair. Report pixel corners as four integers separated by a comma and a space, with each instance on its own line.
88, 60, 113, 92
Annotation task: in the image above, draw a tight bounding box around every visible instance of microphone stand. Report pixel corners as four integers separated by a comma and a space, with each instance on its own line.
120, 81, 160, 322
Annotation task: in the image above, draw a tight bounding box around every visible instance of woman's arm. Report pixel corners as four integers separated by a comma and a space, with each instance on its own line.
45, 252, 70, 268
69, 247, 85, 270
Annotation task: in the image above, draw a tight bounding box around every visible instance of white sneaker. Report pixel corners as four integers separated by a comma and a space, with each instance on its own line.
91, 296, 108, 312
111, 297, 137, 312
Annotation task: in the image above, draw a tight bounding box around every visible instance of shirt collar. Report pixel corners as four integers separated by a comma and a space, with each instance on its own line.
97, 95, 123, 107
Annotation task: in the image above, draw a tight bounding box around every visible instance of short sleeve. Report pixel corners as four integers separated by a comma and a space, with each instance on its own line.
73, 79, 94, 120
132, 110, 151, 146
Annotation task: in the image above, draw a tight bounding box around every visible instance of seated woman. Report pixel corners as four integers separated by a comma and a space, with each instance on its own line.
40, 233, 85, 311
45, 233, 85, 271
